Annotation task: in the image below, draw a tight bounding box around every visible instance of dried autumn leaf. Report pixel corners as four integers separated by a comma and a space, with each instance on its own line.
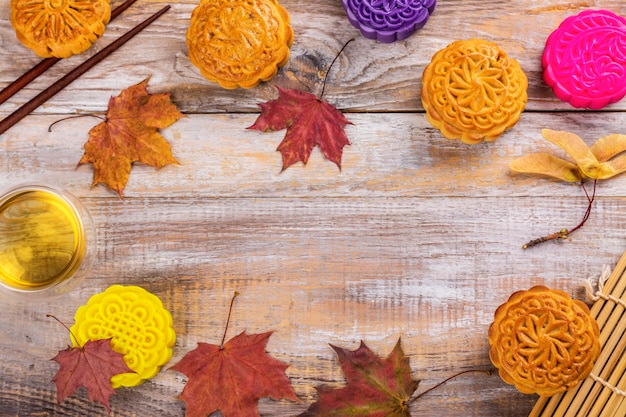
509, 153, 582, 182
51, 338, 134, 412
541, 129, 600, 177
510, 129, 626, 181
248, 86, 352, 171
590, 133, 626, 162
170, 331, 298, 417
509, 129, 626, 248
300, 339, 419, 417
596, 154, 626, 179
78, 78, 183, 197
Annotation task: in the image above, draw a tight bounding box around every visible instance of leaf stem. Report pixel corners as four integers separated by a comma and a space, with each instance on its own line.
522, 179, 597, 249
568, 179, 596, 235
48, 114, 106, 132
46, 314, 83, 349
319, 38, 354, 100
220, 291, 240, 349
410, 369, 492, 403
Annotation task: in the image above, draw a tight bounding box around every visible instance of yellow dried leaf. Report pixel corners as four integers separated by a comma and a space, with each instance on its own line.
541, 129, 600, 178
590, 134, 626, 162
596, 155, 626, 179
511, 129, 626, 249
509, 153, 582, 182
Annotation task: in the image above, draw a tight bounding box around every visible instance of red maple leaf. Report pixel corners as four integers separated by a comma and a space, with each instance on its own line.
78, 78, 183, 197
51, 338, 134, 412
170, 331, 299, 417
300, 339, 419, 417
248, 86, 352, 171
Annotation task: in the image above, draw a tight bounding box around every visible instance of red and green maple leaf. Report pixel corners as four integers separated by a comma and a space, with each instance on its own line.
78, 78, 183, 197
248, 86, 352, 171
51, 338, 134, 412
170, 331, 299, 417
300, 339, 419, 417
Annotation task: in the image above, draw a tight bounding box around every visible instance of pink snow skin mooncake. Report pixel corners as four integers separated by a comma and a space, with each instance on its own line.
543, 9, 626, 109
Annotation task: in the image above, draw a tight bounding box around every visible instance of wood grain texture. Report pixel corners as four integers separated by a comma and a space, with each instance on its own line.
0, 0, 625, 114
1, 0, 626, 416
3, 112, 626, 199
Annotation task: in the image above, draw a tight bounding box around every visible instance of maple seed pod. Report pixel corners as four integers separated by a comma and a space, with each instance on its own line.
488, 285, 601, 396
186, 0, 294, 89
10, 0, 111, 58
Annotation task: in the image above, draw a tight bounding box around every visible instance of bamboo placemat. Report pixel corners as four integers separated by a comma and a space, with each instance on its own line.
530, 251, 626, 417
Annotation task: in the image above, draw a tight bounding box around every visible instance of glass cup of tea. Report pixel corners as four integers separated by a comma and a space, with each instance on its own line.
0, 184, 95, 299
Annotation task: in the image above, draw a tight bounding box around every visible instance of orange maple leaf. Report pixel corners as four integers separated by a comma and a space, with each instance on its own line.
248, 86, 352, 171
170, 331, 299, 417
78, 78, 183, 197
51, 338, 134, 412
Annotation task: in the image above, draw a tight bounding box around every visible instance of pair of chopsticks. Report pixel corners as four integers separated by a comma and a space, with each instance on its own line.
0, 0, 171, 136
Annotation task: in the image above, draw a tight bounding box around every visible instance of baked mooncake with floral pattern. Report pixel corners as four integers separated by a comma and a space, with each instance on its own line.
11, 0, 111, 58
186, 0, 293, 89
421, 38, 528, 144
488, 285, 601, 397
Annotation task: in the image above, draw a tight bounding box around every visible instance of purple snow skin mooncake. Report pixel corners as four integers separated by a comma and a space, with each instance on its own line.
543, 9, 626, 110
341, 0, 436, 43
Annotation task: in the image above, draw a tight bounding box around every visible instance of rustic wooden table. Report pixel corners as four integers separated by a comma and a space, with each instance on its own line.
1, 0, 626, 416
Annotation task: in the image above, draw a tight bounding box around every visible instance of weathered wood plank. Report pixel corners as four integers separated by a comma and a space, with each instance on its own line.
0, 196, 624, 416
1, 112, 625, 198
0, 0, 625, 114
2, 0, 626, 416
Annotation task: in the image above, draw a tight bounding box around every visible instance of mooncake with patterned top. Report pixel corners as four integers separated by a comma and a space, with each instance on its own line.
422, 38, 528, 144
11, 0, 111, 58
489, 285, 600, 396
186, 0, 293, 89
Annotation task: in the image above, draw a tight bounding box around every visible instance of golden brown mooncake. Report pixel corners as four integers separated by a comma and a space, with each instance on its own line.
10, 0, 111, 58
186, 0, 294, 89
421, 38, 528, 144
488, 285, 601, 397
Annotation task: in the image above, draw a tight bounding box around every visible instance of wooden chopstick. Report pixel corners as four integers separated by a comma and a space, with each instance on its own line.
0, 0, 139, 106
0, 5, 170, 136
